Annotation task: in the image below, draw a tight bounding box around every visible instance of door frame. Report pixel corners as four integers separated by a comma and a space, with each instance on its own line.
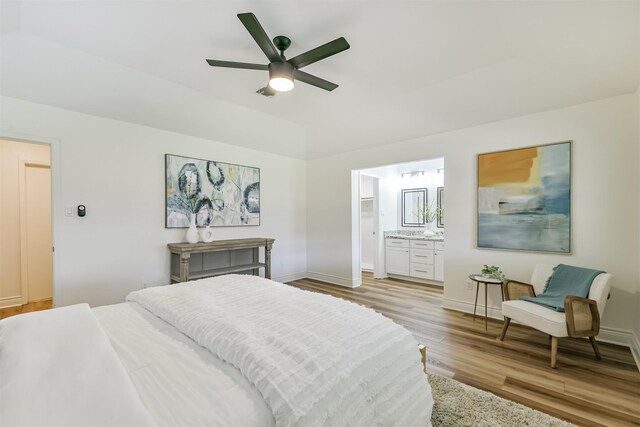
1, 132, 60, 308
357, 173, 383, 280
18, 159, 52, 304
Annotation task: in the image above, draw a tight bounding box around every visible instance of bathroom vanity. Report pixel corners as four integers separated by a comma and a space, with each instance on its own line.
384, 231, 444, 283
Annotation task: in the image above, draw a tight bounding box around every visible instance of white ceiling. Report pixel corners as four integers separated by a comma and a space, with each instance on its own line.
1, 1, 639, 159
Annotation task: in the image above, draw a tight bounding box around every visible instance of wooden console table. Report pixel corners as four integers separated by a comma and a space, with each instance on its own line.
168, 238, 274, 283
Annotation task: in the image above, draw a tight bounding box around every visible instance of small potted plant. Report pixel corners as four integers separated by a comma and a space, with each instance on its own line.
481, 265, 505, 281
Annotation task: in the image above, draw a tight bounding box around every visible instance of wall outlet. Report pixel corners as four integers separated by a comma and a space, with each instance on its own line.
466, 281, 473, 290
142, 282, 149, 289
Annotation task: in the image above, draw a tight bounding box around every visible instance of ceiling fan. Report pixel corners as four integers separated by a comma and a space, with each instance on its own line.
206, 13, 350, 97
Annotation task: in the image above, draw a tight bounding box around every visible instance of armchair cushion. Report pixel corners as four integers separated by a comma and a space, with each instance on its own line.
520, 264, 605, 312
502, 300, 568, 337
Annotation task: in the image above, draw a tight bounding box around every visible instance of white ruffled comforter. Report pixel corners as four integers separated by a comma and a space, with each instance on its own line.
127, 274, 432, 427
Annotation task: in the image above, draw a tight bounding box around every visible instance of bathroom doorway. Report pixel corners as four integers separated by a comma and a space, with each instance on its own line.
354, 158, 445, 288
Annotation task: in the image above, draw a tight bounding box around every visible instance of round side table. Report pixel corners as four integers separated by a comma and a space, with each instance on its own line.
468, 274, 505, 331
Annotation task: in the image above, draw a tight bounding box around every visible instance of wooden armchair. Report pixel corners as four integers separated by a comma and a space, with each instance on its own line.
498, 264, 613, 368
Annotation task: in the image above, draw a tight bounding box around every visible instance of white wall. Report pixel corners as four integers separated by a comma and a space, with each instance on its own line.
0, 96, 307, 307
307, 94, 638, 334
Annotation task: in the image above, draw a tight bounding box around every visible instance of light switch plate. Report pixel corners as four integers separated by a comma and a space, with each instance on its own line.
65, 206, 74, 217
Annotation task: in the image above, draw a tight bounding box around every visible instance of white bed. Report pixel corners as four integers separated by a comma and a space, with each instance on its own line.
1, 274, 433, 427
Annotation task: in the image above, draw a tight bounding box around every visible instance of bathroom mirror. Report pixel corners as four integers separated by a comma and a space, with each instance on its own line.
401, 188, 427, 227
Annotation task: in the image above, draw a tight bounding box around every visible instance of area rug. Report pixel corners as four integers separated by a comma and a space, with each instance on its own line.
429, 373, 575, 427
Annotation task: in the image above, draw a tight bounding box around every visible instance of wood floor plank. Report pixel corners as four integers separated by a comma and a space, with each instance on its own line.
287, 273, 640, 427
0, 299, 52, 320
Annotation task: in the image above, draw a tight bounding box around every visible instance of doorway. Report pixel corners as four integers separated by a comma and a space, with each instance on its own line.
354, 158, 445, 288
0, 139, 53, 316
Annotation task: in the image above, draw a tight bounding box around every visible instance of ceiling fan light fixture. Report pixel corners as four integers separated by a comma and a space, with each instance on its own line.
269, 77, 294, 92
268, 62, 295, 92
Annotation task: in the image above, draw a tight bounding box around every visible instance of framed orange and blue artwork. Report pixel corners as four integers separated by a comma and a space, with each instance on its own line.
477, 141, 571, 253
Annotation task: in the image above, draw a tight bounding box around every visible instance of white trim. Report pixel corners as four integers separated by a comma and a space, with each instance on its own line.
306, 271, 361, 288
597, 327, 640, 372
272, 271, 307, 284
0, 295, 23, 309
630, 332, 640, 372
442, 297, 503, 319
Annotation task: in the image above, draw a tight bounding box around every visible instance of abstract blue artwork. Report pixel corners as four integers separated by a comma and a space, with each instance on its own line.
477, 141, 571, 253
165, 154, 260, 228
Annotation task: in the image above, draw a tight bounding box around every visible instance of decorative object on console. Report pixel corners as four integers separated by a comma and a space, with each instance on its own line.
199, 225, 214, 243
166, 154, 260, 228
185, 215, 199, 244
477, 141, 571, 253
401, 188, 426, 227
436, 187, 444, 228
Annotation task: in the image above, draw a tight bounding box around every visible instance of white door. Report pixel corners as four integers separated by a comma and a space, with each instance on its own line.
360, 199, 374, 270
21, 163, 53, 302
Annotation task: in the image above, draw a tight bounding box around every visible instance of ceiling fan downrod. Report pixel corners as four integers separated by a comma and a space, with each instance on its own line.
272, 35, 291, 58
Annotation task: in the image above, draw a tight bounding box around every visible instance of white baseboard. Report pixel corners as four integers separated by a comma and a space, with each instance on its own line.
306, 271, 361, 288
442, 297, 503, 319
598, 327, 640, 372
0, 295, 23, 309
272, 271, 307, 283
443, 297, 640, 372
631, 332, 640, 371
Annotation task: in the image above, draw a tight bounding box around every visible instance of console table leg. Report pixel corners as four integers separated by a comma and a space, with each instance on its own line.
252, 248, 259, 276
265, 243, 272, 279
180, 253, 191, 282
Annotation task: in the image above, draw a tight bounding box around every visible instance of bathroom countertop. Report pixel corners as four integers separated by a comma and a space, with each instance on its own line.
384, 233, 444, 242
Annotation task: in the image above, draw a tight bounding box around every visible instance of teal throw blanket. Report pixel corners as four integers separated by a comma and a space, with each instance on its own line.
520, 264, 605, 312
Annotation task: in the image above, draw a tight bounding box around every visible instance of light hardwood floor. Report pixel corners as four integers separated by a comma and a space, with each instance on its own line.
0, 299, 52, 320
287, 273, 640, 427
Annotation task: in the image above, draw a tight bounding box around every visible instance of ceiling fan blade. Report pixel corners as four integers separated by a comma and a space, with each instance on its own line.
256, 86, 276, 97
287, 37, 350, 69
293, 70, 338, 91
206, 59, 268, 71
237, 13, 282, 63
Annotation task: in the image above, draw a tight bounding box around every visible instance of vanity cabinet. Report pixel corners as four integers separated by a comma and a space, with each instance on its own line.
385, 237, 444, 283
385, 240, 410, 276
